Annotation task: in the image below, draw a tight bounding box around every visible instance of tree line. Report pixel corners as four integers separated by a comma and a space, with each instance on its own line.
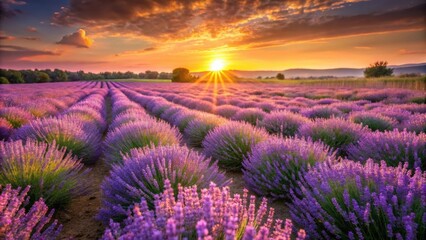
0, 69, 172, 84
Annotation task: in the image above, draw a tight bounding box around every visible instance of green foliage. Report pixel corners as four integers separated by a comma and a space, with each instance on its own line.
172, 67, 196, 82
0, 77, 9, 84
364, 61, 393, 78
276, 73, 285, 80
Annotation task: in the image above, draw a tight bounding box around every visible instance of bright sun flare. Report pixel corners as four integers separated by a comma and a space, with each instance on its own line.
210, 59, 225, 71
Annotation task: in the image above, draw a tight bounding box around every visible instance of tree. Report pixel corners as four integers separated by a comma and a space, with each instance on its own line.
364, 61, 393, 78
172, 68, 195, 82
0, 77, 9, 84
7, 70, 24, 83
276, 73, 285, 80
36, 72, 50, 83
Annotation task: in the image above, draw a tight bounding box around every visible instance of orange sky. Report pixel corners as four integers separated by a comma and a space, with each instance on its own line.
1, 0, 425, 72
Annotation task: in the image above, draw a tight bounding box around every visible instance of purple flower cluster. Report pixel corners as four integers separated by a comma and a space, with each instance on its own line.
347, 129, 426, 170
232, 108, 266, 125
98, 145, 230, 223
0, 107, 33, 128
259, 110, 310, 137
243, 137, 333, 200
349, 111, 397, 132
0, 139, 89, 208
102, 179, 305, 240
298, 118, 367, 156
214, 104, 240, 118
289, 159, 426, 239
103, 120, 182, 165
300, 106, 342, 119
0, 184, 62, 239
184, 113, 227, 148
13, 115, 102, 164
401, 113, 426, 134
0, 117, 12, 140
203, 121, 269, 171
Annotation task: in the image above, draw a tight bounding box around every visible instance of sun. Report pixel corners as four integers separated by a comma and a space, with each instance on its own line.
210, 59, 225, 71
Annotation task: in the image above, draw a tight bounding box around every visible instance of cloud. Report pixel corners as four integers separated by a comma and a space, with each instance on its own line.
0, 45, 59, 61
115, 46, 158, 56
399, 49, 426, 55
0, 34, 15, 40
26, 26, 37, 32
22, 36, 39, 40
57, 29, 94, 48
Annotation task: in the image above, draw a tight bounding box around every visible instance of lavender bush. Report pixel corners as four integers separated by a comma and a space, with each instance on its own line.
243, 137, 333, 200
300, 106, 342, 119
184, 114, 227, 148
0, 184, 62, 239
289, 159, 426, 239
349, 111, 397, 131
203, 121, 269, 171
298, 118, 367, 156
0, 117, 12, 140
0, 139, 89, 208
214, 104, 240, 118
171, 110, 201, 132
232, 108, 266, 125
0, 107, 33, 128
259, 110, 310, 137
103, 121, 182, 165
13, 116, 102, 164
347, 129, 426, 170
401, 113, 426, 134
102, 179, 305, 240
98, 145, 230, 222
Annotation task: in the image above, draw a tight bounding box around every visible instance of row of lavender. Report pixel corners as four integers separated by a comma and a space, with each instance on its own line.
96, 89, 297, 239
0, 85, 108, 238
0, 81, 425, 239
117, 83, 426, 239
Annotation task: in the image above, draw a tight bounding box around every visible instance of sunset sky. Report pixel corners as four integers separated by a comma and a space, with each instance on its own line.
1, 0, 425, 72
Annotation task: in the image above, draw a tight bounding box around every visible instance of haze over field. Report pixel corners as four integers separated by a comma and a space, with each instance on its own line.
1, 0, 425, 73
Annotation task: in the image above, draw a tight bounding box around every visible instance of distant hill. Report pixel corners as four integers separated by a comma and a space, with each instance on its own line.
193, 63, 426, 79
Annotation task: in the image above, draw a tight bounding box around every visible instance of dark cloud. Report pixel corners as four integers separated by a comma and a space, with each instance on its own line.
57, 29, 94, 48
51, 0, 426, 47
0, 44, 59, 61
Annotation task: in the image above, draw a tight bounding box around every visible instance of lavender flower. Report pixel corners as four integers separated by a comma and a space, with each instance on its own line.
13, 116, 102, 164
0, 107, 33, 128
214, 104, 240, 118
0, 139, 89, 208
203, 121, 269, 171
349, 111, 397, 132
401, 113, 426, 134
109, 108, 151, 130
259, 110, 310, 137
300, 106, 342, 119
347, 129, 426, 170
243, 137, 333, 200
171, 110, 201, 132
0, 117, 12, 140
232, 108, 267, 125
289, 159, 425, 239
103, 120, 182, 165
98, 145, 230, 222
102, 180, 305, 240
298, 118, 367, 156
184, 114, 227, 148
0, 184, 62, 239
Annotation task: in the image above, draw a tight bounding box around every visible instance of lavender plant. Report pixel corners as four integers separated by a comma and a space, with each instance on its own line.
103, 121, 182, 165
13, 116, 102, 164
243, 137, 333, 200
102, 179, 306, 240
300, 106, 342, 119
184, 114, 227, 148
0, 117, 12, 140
347, 129, 426, 170
98, 145, 230, 222
289, 159, 426, 240
0, 139, 89, 208
0, 107, 33, 128
203, 121, 269, 171
259, 110, 310, 137
349, 111, 397, 131
401, 113, 426, 134
215, 104, 240, 118
232, 108, 266, 125
298, 118, 367, 156
0, 184, 62, 239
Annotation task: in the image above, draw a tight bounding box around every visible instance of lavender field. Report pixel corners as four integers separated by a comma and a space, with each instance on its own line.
0, 81, 425, 239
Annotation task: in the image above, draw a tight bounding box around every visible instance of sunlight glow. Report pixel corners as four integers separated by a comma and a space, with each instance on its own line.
210, 59, 225, 71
